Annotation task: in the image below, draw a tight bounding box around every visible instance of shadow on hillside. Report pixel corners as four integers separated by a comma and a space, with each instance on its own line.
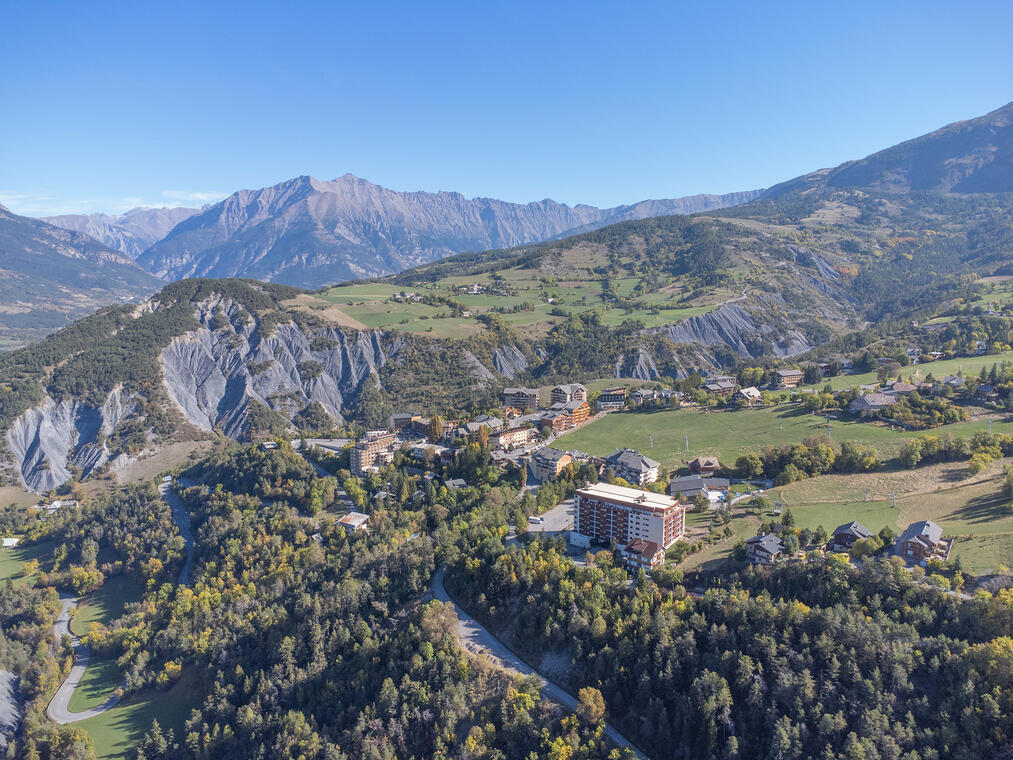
950, 491, 1011, 525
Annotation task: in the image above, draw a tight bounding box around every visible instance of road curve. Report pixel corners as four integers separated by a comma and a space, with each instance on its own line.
47, 596, 122, 724
431, 566, 648, 759
48, 482, 196, 724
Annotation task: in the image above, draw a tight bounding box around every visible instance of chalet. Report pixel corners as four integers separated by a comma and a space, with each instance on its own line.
737, 386, 762, 404
689, 456, 719, 475
701, 378, 736, 397
943, 375, 966, 389
542, 410, 574, 435
896, 520, 951, 564
906, 347, 921, 363
530, 447, 572, 481
621, 539, 666, 570
977, 384, 1000, 403
976, 340, 988, 355
829, 521, 873, 552
746, 534, 784, 565
848, 393, 898, 414
338, 511, 370, 533
444, 478, 468, 490
669, 476, 730, 501
597, 386, 628, 411
602, 448, 660, 486
773, 369, 804, 389
503, 387, 540, 412
550, 383, 588, 405
630, 388, 655, 405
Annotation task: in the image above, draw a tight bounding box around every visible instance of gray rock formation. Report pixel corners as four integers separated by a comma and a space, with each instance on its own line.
5, 388, 137, 492
0, 671, 19, 754
491, 345, 530, 379
651, 303, 812, 359
43, 206, 200, 259
160, 297, 395, 438
137, 175, 762, 287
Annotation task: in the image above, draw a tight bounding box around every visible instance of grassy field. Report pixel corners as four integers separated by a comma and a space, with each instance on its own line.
289, 254, 727, 339
813, 348, 1013, 391
80, 673, 198, 760
0, 485, 38, 508
555, 404, 917, 469
71, 574, 144, 636
116, 440, 214, 484
0, 540, 53, 585
68, 656, 121, 712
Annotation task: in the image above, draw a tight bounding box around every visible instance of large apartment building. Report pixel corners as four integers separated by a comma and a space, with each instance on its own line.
550, 383, 588, 405
350, 430, 397, 475
601, 448, 660, 486
503, 387, 540, 412
575, 482, 685, 553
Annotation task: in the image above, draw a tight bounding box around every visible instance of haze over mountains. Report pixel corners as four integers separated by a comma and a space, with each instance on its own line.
0, 204, 163, 342
44, 206, 200, 258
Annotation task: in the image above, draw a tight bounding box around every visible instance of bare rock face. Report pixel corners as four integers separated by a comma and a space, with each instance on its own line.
491, 345, 530, 379
160, 297, 396, 438
650, 303, 812, 359
6, 388, 137, 492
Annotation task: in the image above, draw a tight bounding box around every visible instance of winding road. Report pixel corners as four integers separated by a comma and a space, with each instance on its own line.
46, 595, 122, 724
47, 481, 195, 724
431, 566, 648, 759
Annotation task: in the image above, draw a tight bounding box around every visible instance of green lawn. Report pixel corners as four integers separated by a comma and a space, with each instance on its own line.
71, 574, 143, 636
79, 674, 198, 760
556, 404, 914, 470
816, 349, 1013, 391
0, 540, 53, 585
68, 656, 121, 712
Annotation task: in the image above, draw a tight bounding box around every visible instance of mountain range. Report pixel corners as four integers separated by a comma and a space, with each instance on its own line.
43, 205, 200, 258
0, 205, 163, 344
134, 175, 763, 287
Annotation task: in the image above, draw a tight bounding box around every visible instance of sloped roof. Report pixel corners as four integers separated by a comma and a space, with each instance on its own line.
605, 448, 660, 472
832, 520, 873, 540
746, 533, 784, 554
898, 520, 943, 547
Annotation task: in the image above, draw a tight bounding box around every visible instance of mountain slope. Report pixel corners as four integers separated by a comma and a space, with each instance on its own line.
43, 206, 200, 258
0, 205, 164, 345
137, 174, 762, 287
766, 100, 1013, 196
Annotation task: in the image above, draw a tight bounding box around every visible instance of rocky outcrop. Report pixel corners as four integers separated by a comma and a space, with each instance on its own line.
5, 388, 136, 492
43, 206, 200, 259
0, 671, 19, 754
650, 302, 812, 359
492, 345, 530, 379
160, 298, 397, 438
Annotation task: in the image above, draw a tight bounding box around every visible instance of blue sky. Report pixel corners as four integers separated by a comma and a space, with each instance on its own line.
2, 1, 1012, 216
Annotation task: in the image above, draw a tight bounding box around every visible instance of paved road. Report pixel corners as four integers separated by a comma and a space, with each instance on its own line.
48, 481, 196, 725
431, 566, 647, 759
47, 596, 122, 724
160, 481, 195, 586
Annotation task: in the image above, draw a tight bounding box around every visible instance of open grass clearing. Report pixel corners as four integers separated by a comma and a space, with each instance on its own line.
0, 485, 37, 509
115, 440, 215, 485
556, 404, 915, 470
80, 672, 199, 760
813, 349, 1013, 391
71, 573, 144, 636
67, 656, 121, 713
0, 539, 53, 585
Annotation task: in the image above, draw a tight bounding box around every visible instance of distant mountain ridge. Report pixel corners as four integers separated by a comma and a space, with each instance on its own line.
0, 205, 163, 343
137, 174, 764, 287
765, 100, 1013, 196
43, 206, 200, 258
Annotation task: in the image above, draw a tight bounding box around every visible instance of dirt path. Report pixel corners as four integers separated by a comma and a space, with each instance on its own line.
431, 566, 648, 759
160, 481, 195, 586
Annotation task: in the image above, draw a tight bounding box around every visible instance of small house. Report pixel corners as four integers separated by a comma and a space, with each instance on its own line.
338, 511, 370, 533
621, 539, 666, 570
689, 456, 720, 475
896, 520, 951, 564
830, 521, 873, 552
746, 534, 785, 565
